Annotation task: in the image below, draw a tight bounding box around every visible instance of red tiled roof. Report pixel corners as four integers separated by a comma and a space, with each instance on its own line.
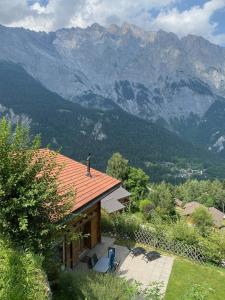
54, 153, 121, 212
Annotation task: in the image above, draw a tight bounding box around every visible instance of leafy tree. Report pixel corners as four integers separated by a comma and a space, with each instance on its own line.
0, 118, 73, 254
150, 182, 176, 219
106, 152, 129, 182
139, 199, 152, 213
175, 179, 225, 211
125, 167, 149, 202
192, 207, 213, 235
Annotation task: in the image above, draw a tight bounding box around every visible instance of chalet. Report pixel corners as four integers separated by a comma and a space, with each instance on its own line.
54, 152, 128, 269
182, 201, 225, 228
175, 198, 183, 208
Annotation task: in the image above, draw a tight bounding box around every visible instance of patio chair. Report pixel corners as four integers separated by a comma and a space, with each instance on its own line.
87, 257, 94, 269
92, 253, 98, 265
129, 246, 146, 257
144, 251, 161, 262
113, 260, 120, 272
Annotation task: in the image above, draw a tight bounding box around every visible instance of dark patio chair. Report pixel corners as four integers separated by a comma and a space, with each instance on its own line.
129, 247, 146, 257
87, 257, 94, 269
144, 251, 161, 262
113, 260, 120, 272
92, 253, 98, 265
108, 260, 120, 273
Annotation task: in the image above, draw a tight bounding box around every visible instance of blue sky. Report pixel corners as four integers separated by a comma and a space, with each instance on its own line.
0, 0, 224, 45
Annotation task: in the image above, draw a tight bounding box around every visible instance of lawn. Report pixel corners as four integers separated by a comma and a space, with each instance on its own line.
165, 258, 225, 300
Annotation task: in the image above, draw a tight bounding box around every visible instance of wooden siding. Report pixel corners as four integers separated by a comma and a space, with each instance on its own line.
63, 202, 101, 268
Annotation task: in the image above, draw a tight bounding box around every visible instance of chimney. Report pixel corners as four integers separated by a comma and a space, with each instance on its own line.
86, 153, 92, 177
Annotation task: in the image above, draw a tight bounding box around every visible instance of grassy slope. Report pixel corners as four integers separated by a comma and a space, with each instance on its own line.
165, 258, 225, 300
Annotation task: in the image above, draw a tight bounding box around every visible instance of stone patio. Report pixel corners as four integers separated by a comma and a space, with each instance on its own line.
76, 236, 174, 294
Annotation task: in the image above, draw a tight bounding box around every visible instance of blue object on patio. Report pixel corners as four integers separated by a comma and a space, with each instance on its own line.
93, 256, 110, 273
108, 247, 116, 257
108, 248, 115, 270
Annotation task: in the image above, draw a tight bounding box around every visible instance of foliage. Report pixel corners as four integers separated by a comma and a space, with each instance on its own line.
106, 152, 129, 181
149, 182, 176, 220
0, 118, 73, 254
168, 219, 200, 246
143, 282, 164, 300
0, 238, 49, 300
101, 210, 141, 239
106, 153, 150, 209
182, 284, 214, 300
102, 212, 225, 264
139, 199, 154, 215
165, 258, 224, 300
175, 179, 225, 212
125, 166, 149, 204
52, 271, 140, 300
192, 207, 213, 235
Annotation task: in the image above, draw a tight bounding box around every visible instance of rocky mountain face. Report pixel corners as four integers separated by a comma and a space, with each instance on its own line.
3, 61, 224, 182
0, 23, 225, 154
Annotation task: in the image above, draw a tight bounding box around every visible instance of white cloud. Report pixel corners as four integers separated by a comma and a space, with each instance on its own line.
152, 0, 225, 44
0, 0, 31, 24
0, 0, 224, 45
0, 0, 175, 31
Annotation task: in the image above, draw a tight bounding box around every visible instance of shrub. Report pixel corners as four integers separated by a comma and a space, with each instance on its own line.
139, 199, 154, 215
168, 220, 200, 246
53, 271, 139, 300
182, 283, 215, 300
101, 211, 141, 239
0, 238, 49, 300
192, 207, 213, 235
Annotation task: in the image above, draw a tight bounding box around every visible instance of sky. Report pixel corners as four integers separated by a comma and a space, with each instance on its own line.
0, 0, 225, 45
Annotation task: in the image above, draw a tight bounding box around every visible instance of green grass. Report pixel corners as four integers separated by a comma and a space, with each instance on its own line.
165, 258, 225, 300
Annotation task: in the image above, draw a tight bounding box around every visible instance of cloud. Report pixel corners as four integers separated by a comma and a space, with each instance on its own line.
0, 0, 175, 31
151, 0, 225, 44
0, 0, 224, 45
0, 0, 32, 24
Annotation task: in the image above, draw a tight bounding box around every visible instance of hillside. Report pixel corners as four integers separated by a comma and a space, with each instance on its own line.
1, 24, 225, 155
1, 61, 224, 181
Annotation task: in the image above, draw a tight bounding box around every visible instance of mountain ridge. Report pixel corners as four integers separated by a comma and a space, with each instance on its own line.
1, 23, 225, 158
1, 61, 225, 181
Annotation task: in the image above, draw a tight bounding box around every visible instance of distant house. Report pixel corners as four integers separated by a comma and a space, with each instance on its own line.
175, 198, 183, 208
52, 152, 129, 268
182, 201, 204, 216
182, 201, 225, 228
208, 207, 225, 228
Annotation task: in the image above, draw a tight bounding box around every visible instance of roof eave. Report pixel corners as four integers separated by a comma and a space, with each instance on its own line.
61, 182, 122, 224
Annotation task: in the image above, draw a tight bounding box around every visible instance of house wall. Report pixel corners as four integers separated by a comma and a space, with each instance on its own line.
63, 202, 101, 269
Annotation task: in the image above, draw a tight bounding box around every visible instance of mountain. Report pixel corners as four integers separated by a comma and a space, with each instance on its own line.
1, 61, 225, 182
0, 23, 225, 155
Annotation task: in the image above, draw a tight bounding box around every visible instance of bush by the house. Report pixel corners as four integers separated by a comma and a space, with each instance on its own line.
52, 271, 140, 300
0, 238, 50, 300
